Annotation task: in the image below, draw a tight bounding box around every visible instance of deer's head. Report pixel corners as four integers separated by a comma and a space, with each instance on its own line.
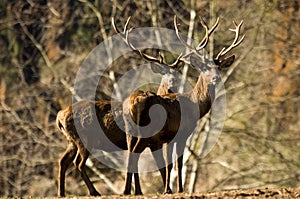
150, 63, 181, 93
190, 54, 235, 85
173, 16, 244, 86
160, 71, 180, 92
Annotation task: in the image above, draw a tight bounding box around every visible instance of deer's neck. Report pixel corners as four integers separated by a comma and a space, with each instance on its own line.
190, 74, 215, 116
157, 83, 176, 95
157, 84, 169, 95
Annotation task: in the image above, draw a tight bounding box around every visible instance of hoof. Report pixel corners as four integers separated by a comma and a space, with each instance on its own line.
90, 190, 101, 196
135, 192, 143, 195
123, 191, 131, 195
164, 189, 173, 194
57, 190, 65, 197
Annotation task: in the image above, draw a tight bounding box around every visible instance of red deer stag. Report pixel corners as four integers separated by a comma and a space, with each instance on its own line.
56, 17, 182, 197
122, 16, 244, 195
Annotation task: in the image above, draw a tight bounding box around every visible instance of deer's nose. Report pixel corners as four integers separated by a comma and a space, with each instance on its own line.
212, 76, 221, 83
168, 79, 176, 85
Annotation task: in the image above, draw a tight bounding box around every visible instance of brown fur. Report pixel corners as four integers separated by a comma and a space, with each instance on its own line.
56, 73, 180, 196
57, 100, 126, 196
122, 57, 235, 195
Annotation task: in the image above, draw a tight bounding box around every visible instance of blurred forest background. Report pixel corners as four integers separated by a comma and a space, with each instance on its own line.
0, 0, 299, 197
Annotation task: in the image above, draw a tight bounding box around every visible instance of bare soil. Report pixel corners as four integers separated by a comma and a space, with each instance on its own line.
67, 187, 300, 199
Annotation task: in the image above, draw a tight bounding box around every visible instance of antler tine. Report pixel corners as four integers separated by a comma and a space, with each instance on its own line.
113, 16, 184, 69
196, 17, 209, 50
113, 17, 163, 64
123, 16, 131, 34
215, 20, 245, 60
124, 29, 138, 51
169, 53, 184, 67
125, 30, 164, 63
112, 17, 120, 34
208, 17, 220, 36
112, 16, 132, 35
197, 17, 220, 50
175, 15, 219, 59
113, 17, 139, 55
174, 15, 197, 52
113, 17, 142, 56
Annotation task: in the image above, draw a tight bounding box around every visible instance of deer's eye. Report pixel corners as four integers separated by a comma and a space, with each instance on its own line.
201, 66, 209, 72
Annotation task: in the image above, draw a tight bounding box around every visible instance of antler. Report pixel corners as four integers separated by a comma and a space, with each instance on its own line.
112, 16, 132, 35
197, 17, 220, 49
215, 20, 245, 61
112, 17, 182, 69
112, 17, 142, 56
174, 15, 219, 60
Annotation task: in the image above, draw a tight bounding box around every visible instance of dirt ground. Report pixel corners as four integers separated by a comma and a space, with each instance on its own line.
69, 187, 300, 199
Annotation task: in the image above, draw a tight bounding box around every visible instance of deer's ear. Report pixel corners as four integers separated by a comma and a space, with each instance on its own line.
216, 55, 235, 69
150, 63, 169, 75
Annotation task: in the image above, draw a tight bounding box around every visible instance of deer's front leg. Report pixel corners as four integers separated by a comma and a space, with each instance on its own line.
124, 136, 145, 195
164, 142, 174, 194
58, 142, 77, 197
123, 135, 135, 195
123, 151, 135, 195
176, 143, 185, 193
132, 138, 149, 195
150, 144, 172, 194
123, 172, 133, 195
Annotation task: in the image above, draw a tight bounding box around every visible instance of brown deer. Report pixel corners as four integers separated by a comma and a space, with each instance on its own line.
122, 16, 244, 195
56, 17, 183, 197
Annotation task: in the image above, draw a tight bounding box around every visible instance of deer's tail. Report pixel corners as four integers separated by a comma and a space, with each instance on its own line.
56, 109, 67, 133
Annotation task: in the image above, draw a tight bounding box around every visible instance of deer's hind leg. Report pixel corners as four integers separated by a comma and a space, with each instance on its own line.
124, 137, 147, 195
150, 144, 173, 194
58, 142, 77, 197
73, 143, 101, 196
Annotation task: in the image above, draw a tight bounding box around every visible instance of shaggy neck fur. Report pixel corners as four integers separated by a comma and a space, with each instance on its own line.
190, 73, 215, 117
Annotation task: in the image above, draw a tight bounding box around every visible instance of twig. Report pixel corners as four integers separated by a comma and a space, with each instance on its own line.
78, 0, 122, 100
14, 11, 53, 72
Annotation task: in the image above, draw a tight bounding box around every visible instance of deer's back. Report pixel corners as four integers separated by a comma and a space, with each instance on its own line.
57, 100, 127, 151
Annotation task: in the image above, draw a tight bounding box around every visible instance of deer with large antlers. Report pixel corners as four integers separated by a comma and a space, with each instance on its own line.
122, 16, 244, 195
56, 17, 182, 196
